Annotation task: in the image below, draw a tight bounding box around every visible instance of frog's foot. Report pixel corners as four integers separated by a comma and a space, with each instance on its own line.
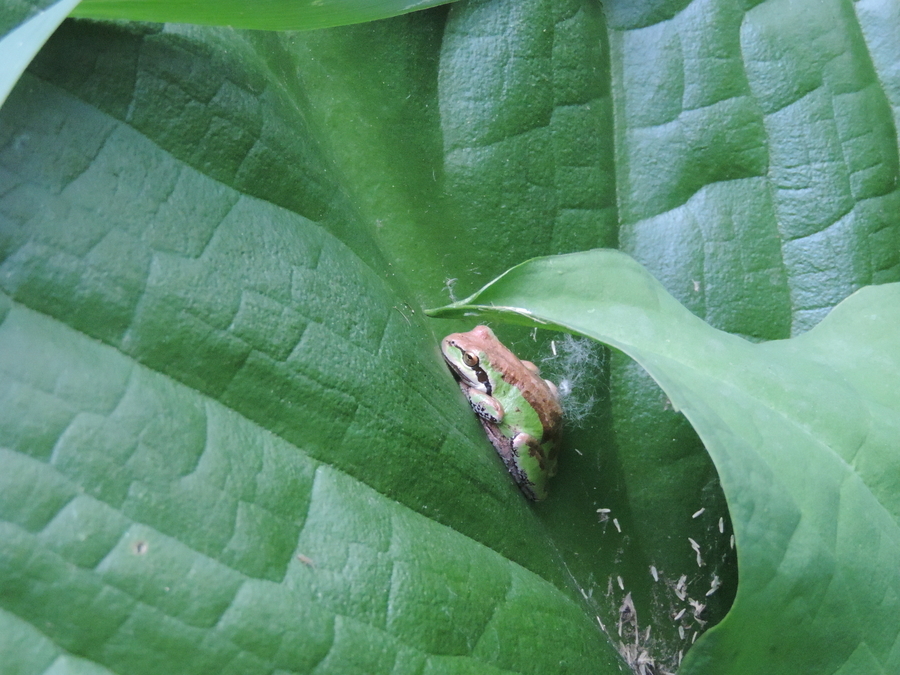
466, 389, 504, 424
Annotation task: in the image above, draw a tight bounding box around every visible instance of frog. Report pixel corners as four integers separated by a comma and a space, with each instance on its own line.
440, 325, 563, 501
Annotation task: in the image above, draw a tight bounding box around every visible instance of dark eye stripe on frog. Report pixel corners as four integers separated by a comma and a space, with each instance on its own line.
475, 364, 492, 395
451, 342, 492, 395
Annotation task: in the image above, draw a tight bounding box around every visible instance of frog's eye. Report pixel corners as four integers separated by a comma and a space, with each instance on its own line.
462, 351, 479, 368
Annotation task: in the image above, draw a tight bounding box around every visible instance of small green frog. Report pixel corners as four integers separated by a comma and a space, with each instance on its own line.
441, 325, 563, 501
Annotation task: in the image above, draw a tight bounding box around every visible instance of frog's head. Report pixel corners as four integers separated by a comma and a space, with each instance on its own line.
440, 325, 497, 394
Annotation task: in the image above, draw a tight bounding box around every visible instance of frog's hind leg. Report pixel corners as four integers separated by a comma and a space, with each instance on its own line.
510, 433, 551, 501
478, 422, 540, 501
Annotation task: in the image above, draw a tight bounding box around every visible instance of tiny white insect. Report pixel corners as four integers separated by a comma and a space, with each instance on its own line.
706, 574, 721, 597
692, 508, 705, 519
718, 517, 724, 533
674, 574, 688, 601
617, 575, 624, 590
613, 517, 622, 533
650, 565, 658, 582
618, 592, 636, 628
688, 537, 703, 567
673, 608, 686, 621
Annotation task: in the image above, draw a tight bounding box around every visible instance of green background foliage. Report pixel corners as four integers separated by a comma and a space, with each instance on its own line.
0, 0, 898, 673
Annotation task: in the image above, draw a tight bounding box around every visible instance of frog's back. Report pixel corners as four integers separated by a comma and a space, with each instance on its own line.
491, 349, 562, 443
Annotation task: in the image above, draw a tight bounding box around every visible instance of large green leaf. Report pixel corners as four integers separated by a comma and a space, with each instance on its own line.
427, 248, 900, 673
0, 0, 898, 672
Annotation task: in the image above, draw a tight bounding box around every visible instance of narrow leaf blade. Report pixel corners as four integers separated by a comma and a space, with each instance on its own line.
71, 0, 454, 31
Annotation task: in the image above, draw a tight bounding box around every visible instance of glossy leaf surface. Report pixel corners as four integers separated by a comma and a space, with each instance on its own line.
1, 0, 898, 672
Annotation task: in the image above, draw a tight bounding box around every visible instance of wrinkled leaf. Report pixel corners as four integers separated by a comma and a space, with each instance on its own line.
0, 73, 620, 671
1, 0, 899, 672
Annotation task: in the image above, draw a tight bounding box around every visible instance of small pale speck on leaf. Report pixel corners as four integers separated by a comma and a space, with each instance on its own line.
674, 574, 688, 601
689, 598, 705, 617
688, 537, 703, 566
